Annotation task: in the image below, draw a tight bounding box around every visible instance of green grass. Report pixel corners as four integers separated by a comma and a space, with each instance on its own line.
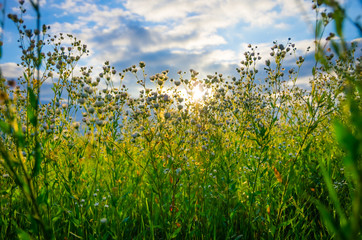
0, 0, 361, 239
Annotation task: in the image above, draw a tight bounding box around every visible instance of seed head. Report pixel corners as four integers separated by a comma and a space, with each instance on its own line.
72, 122, 80, 129
78, 98, 86, 104
139, 61, 146, 68
164, 112, 171, 119
131, 132, 140, 138
95, 100, 105, 107
95, 119, 104, 126
88, 107, 95, 114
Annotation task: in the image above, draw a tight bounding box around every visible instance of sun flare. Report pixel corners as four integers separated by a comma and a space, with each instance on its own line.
192, 86, 205, 101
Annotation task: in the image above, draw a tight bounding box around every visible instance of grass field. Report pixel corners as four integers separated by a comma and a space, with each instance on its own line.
0, 0, 361, 239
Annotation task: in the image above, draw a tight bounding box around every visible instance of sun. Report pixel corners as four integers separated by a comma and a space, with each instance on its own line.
192, 86, 205, 101
178, 84, 210, 104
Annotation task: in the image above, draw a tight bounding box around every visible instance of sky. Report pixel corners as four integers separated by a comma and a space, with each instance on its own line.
0, 0, 361, 98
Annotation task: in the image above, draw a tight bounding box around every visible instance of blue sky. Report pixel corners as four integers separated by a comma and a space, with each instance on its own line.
1, 0, 361, 97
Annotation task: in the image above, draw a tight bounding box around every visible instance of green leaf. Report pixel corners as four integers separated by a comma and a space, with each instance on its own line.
63, 182, 71, 194
269, 225, 276, 235
68, 170, 73, 181
14, 128, 25, 148
279, 217, 294, 227
316, 202, 339, 237
27, 87, 38, 127
32, 142, 42, 178
334, 121, 358, 157
28, 87, 38, 109
122, 216, 130, 223
319, 162, 347, 226
334, 8, 344, 37
331, 40, 341, 58
17, 229, 32, 240
0, 120, 11, 133
52, 216, 60, 223
170, 224, 182, 238
315, 19, 324, 40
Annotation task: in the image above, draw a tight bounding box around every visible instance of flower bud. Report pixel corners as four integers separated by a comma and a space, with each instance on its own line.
164, 112, 171, 119
88, 107, 95, 114
72, 122, 80, 129
139, 61, 145, 68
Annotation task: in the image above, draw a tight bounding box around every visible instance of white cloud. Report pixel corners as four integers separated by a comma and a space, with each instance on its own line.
277, 0, 313, 17
203, 50, 238, 65
21, 0, 326, 89
289, 75, 312, 87
51, 0, 98, 14
0, 62, 23, 79
4, 0, 359, 103
352, 37, 362, 44
48, 0, 313, 61
123, 0, 217, 22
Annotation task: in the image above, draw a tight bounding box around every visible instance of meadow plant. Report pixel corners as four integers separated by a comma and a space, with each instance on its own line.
0, 0, 360, 239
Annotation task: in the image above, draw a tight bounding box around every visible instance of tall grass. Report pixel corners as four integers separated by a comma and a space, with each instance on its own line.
0, 0, 360, 239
